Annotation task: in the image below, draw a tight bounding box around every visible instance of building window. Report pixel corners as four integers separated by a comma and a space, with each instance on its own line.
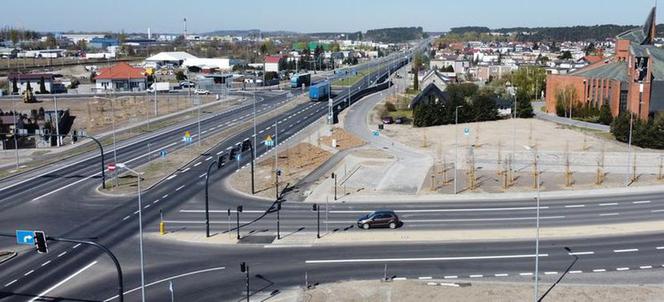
619, 90, 628, 113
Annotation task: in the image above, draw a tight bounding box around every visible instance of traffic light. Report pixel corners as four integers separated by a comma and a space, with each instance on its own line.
241, 139, 252, 152
331, 172, 336, 179
229, 148, 237, 158
34, 231, 48, 254
312, 204, 318, 211
240, 262, 247, 273
217, 154, 226, 168
237, 205, 243, 213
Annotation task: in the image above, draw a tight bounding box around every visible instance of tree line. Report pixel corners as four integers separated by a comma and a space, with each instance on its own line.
413, 83, 533, 127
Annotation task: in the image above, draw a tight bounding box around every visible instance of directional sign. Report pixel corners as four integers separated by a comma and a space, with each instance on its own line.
160, 150, 168, 158
372, 130, 380, 137
184, 131, 191, 138
107, 163, 116, 172
16, 230, 34, 245
464, 127, 470, 136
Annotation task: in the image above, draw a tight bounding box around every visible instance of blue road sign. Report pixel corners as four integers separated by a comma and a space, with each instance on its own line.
16, 230, 34, 245
160, 150, 168, 158
464, 127, 470, 136
236, 154, 241, 161
372, 130, 380, 137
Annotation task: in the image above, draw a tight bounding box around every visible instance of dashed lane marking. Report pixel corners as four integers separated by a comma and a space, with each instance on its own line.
444, 276, 458, 279
616, 267, 630, 271
4, 280, 17, 287
640, 266, 653, 269
569, 251, 594, 255
193, 162, 202, 167
24, 270, 34, 276
41, 260, 51, 267
599, 213, 619, 216
57, 251, 67, 258
613, 249, 638, 253
592, 269, 606, 272
599, 203, 619, 206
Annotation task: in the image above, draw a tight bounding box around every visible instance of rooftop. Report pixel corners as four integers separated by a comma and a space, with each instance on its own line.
96, 62, 145, 80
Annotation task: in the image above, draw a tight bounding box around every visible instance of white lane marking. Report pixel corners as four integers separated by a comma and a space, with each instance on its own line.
392, 277, 407, 281
469, 275, 483, 278
599, 203, 619, 206
217, 151, 223, 155
519, 272, 533, 276
418, 277, 432, 280
199, 173, 206, 178
133, 211, 139, 215
28, 261, 98, 302
651, 209, 664, 213
180, 209, 266, 214
544, 272, 558, 275
330, 206, 550, 214
633, 200, 651, 204
656, 247, 664, 250
166, 175, 177, 181
444, 275, 458, 279
182, 168, 191, 173
24, 270, 34, 276
640, 265, 653, 269
599, 213, 619, 216
616, 267, 630, 271
565, 205, 585, 208
41, 260, 52, 267
613, 249, 639, 253
569, 270, 582, 274
144, 204, 151, 209
569, 251, 594, 255
4, 279, 17, 287
122, 215, 130, 221
162, 194, 169, 199
194, 162, 202, 167
494, 273, 509, 277
592, 269, 606, 272
305, 253, 548, 264
205, 157, 213, 161
176, 185, 185, 191
58, 251, 67, 258
72, 243, 81, 249
399, 216, 564, 223
153, 200, 158, 204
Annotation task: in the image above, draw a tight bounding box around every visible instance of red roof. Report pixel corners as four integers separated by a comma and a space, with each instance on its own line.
264, 56, 282, 64
96, 62, 146, 80
582, 55, 604, 64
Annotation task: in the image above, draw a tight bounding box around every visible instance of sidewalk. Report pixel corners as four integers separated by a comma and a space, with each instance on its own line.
533, 101, 610, 132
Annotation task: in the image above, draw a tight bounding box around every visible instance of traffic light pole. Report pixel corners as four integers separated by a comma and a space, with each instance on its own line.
204, 160, 218, 238
0, 233, 124, 302
250, 143, 255, 195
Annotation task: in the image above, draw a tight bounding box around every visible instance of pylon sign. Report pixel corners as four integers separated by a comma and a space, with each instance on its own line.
264, 135, 274, 147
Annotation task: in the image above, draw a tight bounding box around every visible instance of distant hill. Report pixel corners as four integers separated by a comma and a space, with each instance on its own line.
364, 27, 425, 43
447, 24, 664, 42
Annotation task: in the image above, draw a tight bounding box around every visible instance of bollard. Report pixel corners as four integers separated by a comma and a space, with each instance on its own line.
159, 221, 166, 235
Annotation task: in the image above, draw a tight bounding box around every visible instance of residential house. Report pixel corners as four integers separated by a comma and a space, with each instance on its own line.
95, 62, 147, 91
264, 56, 282, 73
409, 83, 450, 109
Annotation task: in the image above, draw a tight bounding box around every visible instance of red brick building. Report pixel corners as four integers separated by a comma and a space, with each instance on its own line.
546, 7, 663, 120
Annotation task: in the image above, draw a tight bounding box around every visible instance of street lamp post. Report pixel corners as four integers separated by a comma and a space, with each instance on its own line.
454, 105, 463, 194
116, 163, 146, 302
625, 113, 634, 186
523, 145, 541, 302
204, 157, 224, 238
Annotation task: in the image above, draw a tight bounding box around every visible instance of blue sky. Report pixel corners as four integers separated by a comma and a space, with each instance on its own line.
2, 0, 661, 33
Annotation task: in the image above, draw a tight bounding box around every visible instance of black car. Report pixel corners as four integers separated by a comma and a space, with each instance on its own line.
357, 210, 400, 229
395, 116, 406, 124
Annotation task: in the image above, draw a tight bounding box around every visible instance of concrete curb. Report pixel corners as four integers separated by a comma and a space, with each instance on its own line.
0, 251, 17, 264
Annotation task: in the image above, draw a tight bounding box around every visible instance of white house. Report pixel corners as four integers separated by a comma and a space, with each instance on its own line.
264, 56, 281, 73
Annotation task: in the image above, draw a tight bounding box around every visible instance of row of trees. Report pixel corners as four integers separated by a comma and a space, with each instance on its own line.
553, 85, 613, 125
611, 112, 664, 149
413, 83, 533, 127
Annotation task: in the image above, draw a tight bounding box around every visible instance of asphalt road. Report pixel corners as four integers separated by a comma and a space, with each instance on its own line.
7, 42, 662, 302
0, 50, 414, 301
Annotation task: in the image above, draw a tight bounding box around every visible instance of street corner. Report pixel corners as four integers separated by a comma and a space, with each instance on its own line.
146, 230, 240, 246
0, 250, 18, 264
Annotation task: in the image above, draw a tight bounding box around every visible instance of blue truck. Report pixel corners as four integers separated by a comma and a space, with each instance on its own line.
290, 73, 311, 88
309, 81, 331, 102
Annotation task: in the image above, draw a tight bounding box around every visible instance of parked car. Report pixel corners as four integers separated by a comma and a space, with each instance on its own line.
194, 89, 210, 95
180, 81, 195, 88
395, 116, 406, 124
382, 116, 394, 124
357, 210, 400, 229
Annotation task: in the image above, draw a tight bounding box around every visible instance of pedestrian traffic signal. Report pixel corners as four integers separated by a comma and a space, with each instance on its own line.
241, 139, 252, 152
33, 231, 48, 254
312, 204, 318, 211
240, 262, 247, 272
229, 148, 237, 158
237, 205, 243, 213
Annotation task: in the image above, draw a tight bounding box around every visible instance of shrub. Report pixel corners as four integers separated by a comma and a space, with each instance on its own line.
598, 104, 613, 125
384, 101, 397, 112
